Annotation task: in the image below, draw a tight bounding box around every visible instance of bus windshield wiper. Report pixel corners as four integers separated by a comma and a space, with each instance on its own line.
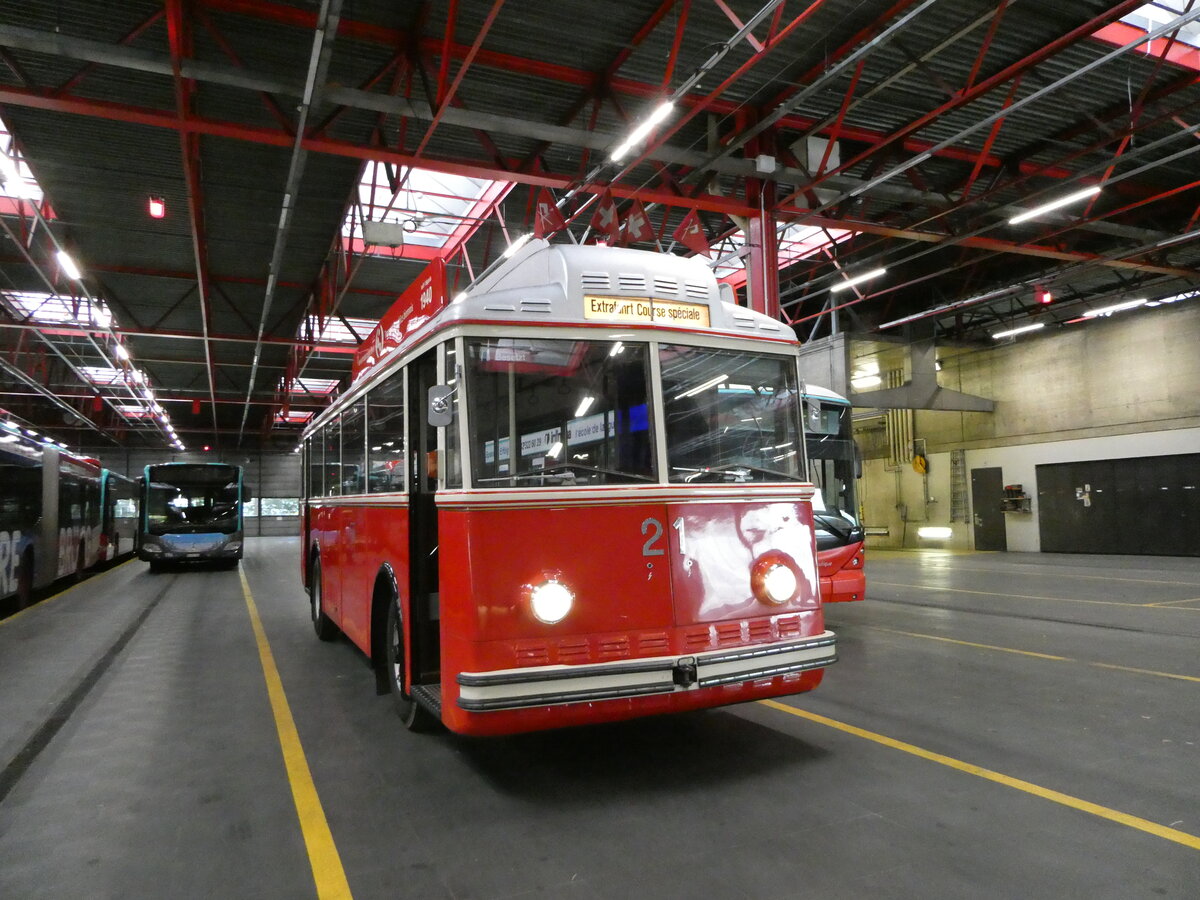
676, 463, 803, 483
477, 464, 655, 485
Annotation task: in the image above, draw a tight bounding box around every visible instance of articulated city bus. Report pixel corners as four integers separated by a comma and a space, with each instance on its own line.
301, 241, 837, 737
0, 424, 102, 609
138, 462, 247, 571
99, 469, 139, 563
803, 386, 866, 602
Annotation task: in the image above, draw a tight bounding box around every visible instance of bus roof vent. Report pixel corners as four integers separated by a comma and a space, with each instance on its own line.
731, 312, 757, 330
757, 321, 783, 332
520, 298, 553, 314
684, 281, 709, 301
618, 273, 647, 293
653, 277, 679, 295
581, 271, 610, 291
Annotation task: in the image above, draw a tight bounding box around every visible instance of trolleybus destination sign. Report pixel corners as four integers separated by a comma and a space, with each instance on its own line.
582, 295, 710, 327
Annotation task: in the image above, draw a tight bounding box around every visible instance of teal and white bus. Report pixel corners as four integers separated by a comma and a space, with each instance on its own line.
138, 462, 248, 571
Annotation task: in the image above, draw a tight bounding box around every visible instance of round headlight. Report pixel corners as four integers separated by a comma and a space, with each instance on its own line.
750, 551, 801, 605
529, 580, 574, 624
763, 564, 798, 604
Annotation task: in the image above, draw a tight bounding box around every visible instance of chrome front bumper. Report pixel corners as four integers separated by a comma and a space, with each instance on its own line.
456, 631, 837, 712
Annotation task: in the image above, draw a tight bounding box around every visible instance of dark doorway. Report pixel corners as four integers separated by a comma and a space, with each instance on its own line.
1037, 453, 1200, 556
971, 467, 1007, 551
407, 348, 442, 683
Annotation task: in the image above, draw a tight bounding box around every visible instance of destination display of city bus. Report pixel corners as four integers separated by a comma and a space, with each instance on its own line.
138, 462, 246, 570
803, 386, 866, 602
301, 242, 837, 737
0, 424, 102, 610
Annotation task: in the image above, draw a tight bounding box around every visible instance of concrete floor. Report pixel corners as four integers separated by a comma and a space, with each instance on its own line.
0, 540, 1196, 899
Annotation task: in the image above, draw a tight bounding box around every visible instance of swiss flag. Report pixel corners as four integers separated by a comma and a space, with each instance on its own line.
590, 190, 620, 244
621, 199, 654, 245
533, 188, 566, 239
672, 209, 710, 257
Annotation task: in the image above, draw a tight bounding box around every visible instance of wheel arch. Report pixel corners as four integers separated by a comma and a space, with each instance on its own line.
370, 562, 401, 696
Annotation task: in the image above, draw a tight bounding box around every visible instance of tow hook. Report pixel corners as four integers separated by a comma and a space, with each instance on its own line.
672, 656, 698, 687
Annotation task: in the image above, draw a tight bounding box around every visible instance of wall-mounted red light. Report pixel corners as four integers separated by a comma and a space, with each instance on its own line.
148, 196, 166, 219
1035, 286, 1053, 305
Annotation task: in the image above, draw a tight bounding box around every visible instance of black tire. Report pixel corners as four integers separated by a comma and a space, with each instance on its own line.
310, 557, 338, 641
384, 597, 437, 732
16, 549, 33, 610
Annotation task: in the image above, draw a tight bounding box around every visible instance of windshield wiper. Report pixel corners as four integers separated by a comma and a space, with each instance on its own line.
675, 463, 802, 483
477, 464, 655, 485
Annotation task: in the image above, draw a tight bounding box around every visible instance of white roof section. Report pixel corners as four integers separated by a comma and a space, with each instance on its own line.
449, 240, 791, 339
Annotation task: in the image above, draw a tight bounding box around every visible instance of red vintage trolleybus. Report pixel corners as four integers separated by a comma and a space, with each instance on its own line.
300, 240, 837, 736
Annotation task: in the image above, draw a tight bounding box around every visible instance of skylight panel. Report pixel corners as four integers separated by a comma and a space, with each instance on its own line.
710, 224, 853, 285
79, 365, 125, 386
0, 120, 44, 205
290, 377, 339, 396
2, 290, 108, 327
303, 314, 378, 344
342, 162, 510, 258
276, 410, 314, 424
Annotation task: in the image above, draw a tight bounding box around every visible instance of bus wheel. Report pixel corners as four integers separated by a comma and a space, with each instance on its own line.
310, 558, 338, 642
16, 550, 33, 610
384, 597, 436, 732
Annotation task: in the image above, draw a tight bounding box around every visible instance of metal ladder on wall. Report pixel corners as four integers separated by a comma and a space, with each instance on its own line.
949, 449, 968, 522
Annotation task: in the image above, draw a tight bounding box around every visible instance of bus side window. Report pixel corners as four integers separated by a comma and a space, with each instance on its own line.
367, 368, 405, 493
324, 415, 342, 497
341, 399, 366, 495
442, 342, 462, 489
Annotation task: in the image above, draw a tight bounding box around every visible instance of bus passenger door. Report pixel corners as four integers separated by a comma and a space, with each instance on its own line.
407, 349, 442, 686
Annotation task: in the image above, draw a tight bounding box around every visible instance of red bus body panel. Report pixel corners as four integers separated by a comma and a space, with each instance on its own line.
818, 542, 866, 603
437, 491, 828, 736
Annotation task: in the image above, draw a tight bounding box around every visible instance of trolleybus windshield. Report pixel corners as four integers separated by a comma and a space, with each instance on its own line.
466, 337, 804, 487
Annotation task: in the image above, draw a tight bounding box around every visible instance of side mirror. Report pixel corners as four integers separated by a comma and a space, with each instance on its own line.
427, 385, 455, 427
242, 483, 254, 502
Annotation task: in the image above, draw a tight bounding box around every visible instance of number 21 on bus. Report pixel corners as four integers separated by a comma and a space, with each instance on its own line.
301, 240, 837, 736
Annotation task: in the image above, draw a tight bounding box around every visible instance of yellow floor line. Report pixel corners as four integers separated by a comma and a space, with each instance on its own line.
0, 558, 135, 627
1086, 662, 1200, 683
240, 569, 353, 900
890, 563, 1200, 589
872, 580, 1147, 608
758, 699, 1200, 852
1145, 597, 1200, 608
870, 626, 1200, 683
874, 627, 1070, 661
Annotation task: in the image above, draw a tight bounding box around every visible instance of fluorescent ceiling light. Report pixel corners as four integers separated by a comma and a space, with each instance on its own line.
850, 374, 881, 388
56, 250, 82, 281
1082, 298, 1146, 318
611, 101, 675, 162
830, 267, 886, 293
992, 322, 1046, 339
918, 526, 953, 540
1008, 185, 1101, 225
574, 396, 595, 418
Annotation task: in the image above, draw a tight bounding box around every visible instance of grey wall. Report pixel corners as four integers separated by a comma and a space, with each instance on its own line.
856, 300, 1200, 551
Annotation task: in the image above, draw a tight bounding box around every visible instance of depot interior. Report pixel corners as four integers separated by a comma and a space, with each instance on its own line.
1, 2, 1196, 556
2, 2, 1199, 896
